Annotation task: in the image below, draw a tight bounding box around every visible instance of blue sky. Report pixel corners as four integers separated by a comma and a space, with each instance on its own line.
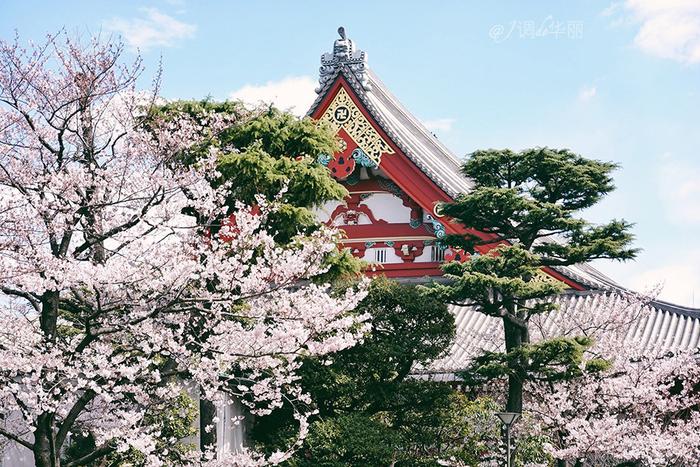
2, 1, 700, 306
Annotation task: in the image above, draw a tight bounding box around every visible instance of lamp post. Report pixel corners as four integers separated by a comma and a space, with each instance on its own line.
495, 412, 520, 467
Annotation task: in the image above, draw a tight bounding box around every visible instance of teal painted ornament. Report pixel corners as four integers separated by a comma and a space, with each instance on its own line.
377, 178, 403, 197
425, 214, 446, 239
351, 147, 379, 168
317, 153, 332, 166
346, 167, 361, 185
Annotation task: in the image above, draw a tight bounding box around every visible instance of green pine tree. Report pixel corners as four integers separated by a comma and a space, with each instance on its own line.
149, 101, 345, 239
148, 100, 360, 279
427, 147, 638, 413
250, 278, 464, 466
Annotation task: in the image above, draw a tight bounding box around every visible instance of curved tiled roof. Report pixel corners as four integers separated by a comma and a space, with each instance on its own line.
422, 291, 700, 378
310, 31, 700, 374
362, 70, 473, 198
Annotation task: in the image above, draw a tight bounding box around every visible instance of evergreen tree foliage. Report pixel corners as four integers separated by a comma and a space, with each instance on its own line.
303, 277, 455, 416
427, 147, 638, 413
149, 100, 347, 243
149, 100, 360, 279
251, 278, 474, 466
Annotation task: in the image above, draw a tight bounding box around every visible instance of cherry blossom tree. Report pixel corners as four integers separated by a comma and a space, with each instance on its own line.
0, 32, 367, 467
524, 293, 700, 466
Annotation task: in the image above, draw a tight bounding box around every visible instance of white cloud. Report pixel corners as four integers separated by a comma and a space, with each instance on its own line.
578, 85, 597, 102
629, 249, 700, 307
105, 8, 196, 51
423, 118, 456, 133
229, 76, 317, 117
619, 0, 700, 64
658, 154, 700, 224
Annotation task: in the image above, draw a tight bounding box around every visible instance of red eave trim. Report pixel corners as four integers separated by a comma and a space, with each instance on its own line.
311, 77, 453, 207
367, 262, 444, 278
340, 223, 433, 239
542, 267, 584, 290
344, 179, 390, 193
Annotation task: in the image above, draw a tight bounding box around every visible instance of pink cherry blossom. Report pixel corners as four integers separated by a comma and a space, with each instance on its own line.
0, 32, 367, 467
524, 292, 700, 466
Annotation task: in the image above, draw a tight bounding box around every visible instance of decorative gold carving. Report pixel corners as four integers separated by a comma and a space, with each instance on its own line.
532, 271, 566, 286
319, 87, 394, 166
337, 137, 348, 152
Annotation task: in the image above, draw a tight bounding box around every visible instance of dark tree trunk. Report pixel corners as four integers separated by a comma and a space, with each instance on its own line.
40, 291, 59, 342
199, 397, 217, 454
33, 413, 58, 467
503, 317, 525, 413
36, 291, 61, 466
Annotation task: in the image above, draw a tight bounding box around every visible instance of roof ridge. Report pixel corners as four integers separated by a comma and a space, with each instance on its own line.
363, 69, 464, 167
308, 28, 472, 198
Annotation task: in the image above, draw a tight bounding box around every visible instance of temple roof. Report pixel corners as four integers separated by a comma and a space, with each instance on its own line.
307, 28, 472, 198
309, 29, 700, 352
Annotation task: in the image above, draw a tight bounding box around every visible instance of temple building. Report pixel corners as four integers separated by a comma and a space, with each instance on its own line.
307, 28, 700, 380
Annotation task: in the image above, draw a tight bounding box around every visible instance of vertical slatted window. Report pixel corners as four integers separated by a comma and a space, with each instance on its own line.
374, 248, 387, 263
431, 245, 445, 262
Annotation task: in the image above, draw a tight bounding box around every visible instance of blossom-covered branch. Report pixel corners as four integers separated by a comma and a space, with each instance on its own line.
0, 32, 368, 467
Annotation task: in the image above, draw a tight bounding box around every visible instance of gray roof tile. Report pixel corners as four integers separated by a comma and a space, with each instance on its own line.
422, 291, 700, 376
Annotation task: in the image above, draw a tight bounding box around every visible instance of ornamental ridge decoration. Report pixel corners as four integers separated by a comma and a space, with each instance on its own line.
317, 27, 370, 93
319, 87, 394, 167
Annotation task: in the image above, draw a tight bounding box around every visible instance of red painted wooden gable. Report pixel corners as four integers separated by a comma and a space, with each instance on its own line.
310, 75, 582, 289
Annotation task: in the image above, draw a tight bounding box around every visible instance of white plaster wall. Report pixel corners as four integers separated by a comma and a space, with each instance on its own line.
413, 244, 437, 262
216, 395, 247, 457
185, 386, 248, 459
362, 193, 410, 223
